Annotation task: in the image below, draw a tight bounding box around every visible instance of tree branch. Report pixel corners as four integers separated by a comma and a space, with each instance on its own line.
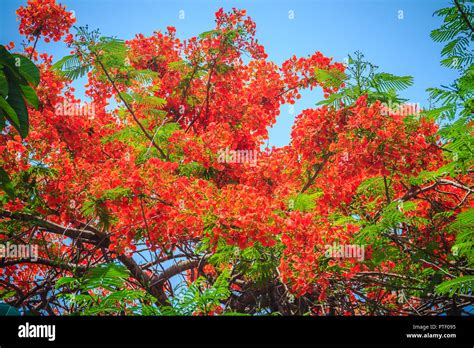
454, 0, 474, 35
0, 210, 100, 244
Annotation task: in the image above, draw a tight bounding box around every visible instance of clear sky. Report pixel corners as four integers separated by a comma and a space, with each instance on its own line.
1, 0, 459, 147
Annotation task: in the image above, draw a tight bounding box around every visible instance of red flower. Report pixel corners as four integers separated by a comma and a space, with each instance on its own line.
17, 0, 76, 44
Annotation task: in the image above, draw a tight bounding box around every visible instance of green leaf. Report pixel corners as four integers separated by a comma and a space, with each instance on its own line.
0, 290, 16, 300
52, 55, 76, 71
435, 275, 474, 297
421, 104, 455, 121
371, 73, 413, 92
129, 69, 159, 84
0, 167, 15, 197
102, 289, 145, 305
0, 46, 26, 85
19, 84, 39, 109
168, 61, 187, 71
0, 69, 8, 96
98, 39, 126, 56
53, 54, 91, 80
83, 263, 130, 290
137, 95, 167, 109
290, 192, 322, 212
199, 30, 220, 39
221, 312, 251, 316
12, 54, 40, 86
430, 27, 458, 43
0, 95, 20, 130
5, 69, 29, 138
55, 277, 79, 289
314, 67, 347, 88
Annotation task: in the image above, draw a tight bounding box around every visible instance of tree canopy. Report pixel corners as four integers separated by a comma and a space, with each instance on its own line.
0, 0, 472, 316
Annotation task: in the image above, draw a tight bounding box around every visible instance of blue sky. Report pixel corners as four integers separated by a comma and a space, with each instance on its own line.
1, 0, 458, 147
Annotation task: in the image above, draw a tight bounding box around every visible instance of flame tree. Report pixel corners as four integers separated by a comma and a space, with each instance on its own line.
0, 0, 472, 316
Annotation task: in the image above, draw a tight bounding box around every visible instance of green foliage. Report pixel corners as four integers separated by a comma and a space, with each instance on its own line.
198, 29, 221, 39
0, 45, 40, 198
122, 91, 166, 110
102, 123, 147, 147
425, 1, 473, 176
436, 275, 474, 297
237, 245, 280, 285
53, 34, 128, 81
206, 238, 281, 286
357, 176, 385, 196
430, 0, 473, 70
420, 3, 474, 304
52, 26, 97, 80
82, 187, 130, 231
53, 27, 158, 91
0, 167, 15, 198
291, 192, 320, 212
318, 51, 413, 107
52, 54, 91, 80
0, 44, 40, 136
0, 289, 16, 301
156, 269, 231, 315
371, 72, 414, 93
426, 62, 473, 122
178, 161, 209, 178
448, 209, 474, 261
314, 67, 346, 88
56, 263, 152, 315
56, 263, 130, 292
83, 263, 130, 290
0, 164, 57, 211
354, 201, 427, 257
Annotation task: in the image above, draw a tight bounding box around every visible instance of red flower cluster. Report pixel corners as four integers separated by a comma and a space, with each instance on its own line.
17, 0, 76, 43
